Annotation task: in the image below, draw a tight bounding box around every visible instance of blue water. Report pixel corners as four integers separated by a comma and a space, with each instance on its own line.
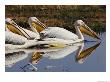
5, 32, 106, 72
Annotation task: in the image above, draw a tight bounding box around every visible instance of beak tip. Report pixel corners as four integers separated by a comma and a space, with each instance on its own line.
96, 38, 102, 43
98, 37, 101, 40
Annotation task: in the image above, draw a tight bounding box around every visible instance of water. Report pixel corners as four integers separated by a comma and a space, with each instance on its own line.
5, 32, 106, 72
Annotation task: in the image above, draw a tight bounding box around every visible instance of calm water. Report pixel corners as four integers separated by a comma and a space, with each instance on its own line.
5, 32, 106, 72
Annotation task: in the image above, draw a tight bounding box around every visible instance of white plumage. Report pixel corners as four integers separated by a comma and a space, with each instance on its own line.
41, 27, 78, 40
5, 31, 28, 45
19, 27, 40, 39
5, 31, 40, 49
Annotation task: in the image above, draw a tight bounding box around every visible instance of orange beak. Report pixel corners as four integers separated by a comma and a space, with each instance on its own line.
80, 24, 100, 40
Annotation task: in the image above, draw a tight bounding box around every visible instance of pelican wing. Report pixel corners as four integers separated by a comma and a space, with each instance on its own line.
5, 31, 28, 45
21, 28, 40, 39
41, 27, 78, 40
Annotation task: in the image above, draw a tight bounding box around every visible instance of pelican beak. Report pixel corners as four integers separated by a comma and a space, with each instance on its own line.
80, 24, 100, 40
30, 20, 46, 33
5, 22, 22, 35
5, 21, 30, 38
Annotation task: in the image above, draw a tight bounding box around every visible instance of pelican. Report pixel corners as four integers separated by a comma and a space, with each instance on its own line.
28, 17, 100, 42
5, 18, 40, 39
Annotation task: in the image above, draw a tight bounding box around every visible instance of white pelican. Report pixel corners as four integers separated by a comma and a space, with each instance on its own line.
5, 18, 40, 39
28, 17, 100, 41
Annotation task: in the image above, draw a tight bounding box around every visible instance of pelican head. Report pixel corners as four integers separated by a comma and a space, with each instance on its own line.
5, 18, 18, 29
6, 18, 14, 24
28, 17, 46, 33
5, 18, 30, 38
5, 18, 22, 34
74, 20, 100, 40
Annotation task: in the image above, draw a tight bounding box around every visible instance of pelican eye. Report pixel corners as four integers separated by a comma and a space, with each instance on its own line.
35, 19, 39, 22
77, 24, 81, 26
12, 22, 18, 26
6, 21, 10, 24
44, 28, 49, 31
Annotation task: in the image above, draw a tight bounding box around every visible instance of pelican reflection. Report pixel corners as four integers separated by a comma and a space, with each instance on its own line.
76, 42, 100, 64
5, 42, 100, 71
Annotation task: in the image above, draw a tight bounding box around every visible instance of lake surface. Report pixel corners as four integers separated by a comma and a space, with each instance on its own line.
5, 32, 106, 72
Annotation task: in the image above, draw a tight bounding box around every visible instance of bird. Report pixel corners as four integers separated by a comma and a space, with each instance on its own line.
28, 17, 100, 42
5, 18, 40, 40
